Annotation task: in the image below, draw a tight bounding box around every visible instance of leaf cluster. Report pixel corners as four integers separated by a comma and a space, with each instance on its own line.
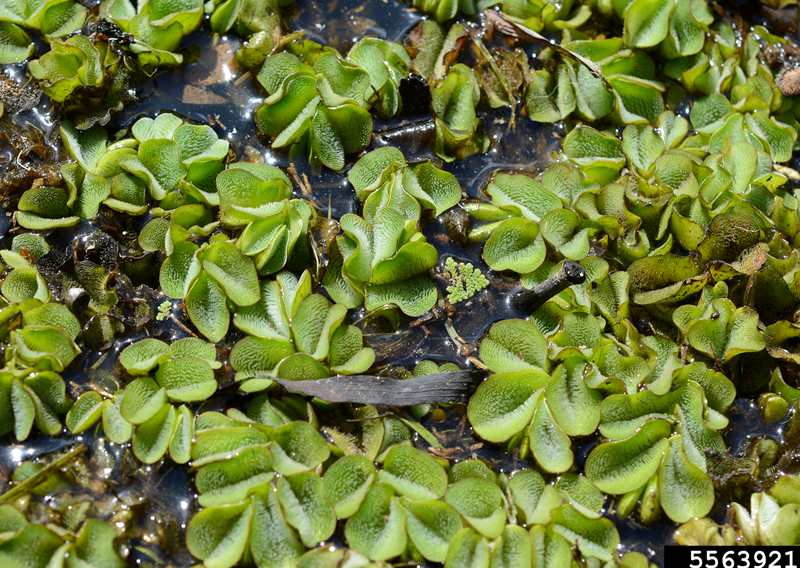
183, 402, 648, 568
254, 38, 410, 171
0, 508, 126, 568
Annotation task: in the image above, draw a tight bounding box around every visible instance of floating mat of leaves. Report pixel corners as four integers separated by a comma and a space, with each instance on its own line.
5, 0, 800, 565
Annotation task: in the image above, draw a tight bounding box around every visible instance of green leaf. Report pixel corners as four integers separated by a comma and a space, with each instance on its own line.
17, 187, 79, 229
432, 64, 488, 162
160, 240, 201, 299
74, 172, 111, 219
122, 139, 187, 200
102, 395, 134, 444
549, 505, 620, 561
185, 500, 253, 568
444, 528, 490, 568
72, 519, 126, 568
589, 271, 630, 325
665, 0, 705, 56
529, 394, 574, 473
291, 294, 347, 361
599, 390, 675, 440
270, 420, 330, 475
323, 455, 376, 518
563, 126, 625, 183
733, 492, 800, 546
216, 164, 292, 227
363, 275, 438, 317
196, 446, 274, 507
139, 218, 169, 252
249, 486, 306, 568
311, 103, 374, 172
345, 483, 407, 561
658, 435, 714, 522
657, 111, 690, 148
402, 499, 463, 563
696, 212, 762, 264
673, 361, 735, 414
486, 173, 562, 222
233, 280, 292, 340
202, 241, 261, 307
120, 377, 167, 424
674, 384, 725, 470
483, 217, 546, 274
0, 524, 64, 567
378, 445, 448, 501
623, 0, 674, 48
275, 353, 331, 385
24, 371, 71, 436
468, 370, 548, 443
445, 478, 505, 539
60, 121, 107, 172
555, 474, 605, 519
404, 161, 462, 217
11, 234, 49, 260
120, 338, 170, 375
13, 326, 80, 371
690, 95, 731, 134
132, 402, 176, 463
20, 305, 76, 342
546, 359, 602, 437
608, 76, 665, 124
479, 319, 549, 373
277, 472, 337, 547
192, 426, 271, 467
541, 208, 595, 260
329, 325, 375, 375
622, 124, 665, 175
0, 22, 32, 63
174, 124, 229, 164
628, 254, 704, 305
526, 67, 575, 123
65, 391, 103, 434
550, 313, 607, 361
509, 470, 561, 525
132, 114, 183, 142
686, 298, 765, 363
9, 378, 34, 440
490, 525, 532, 568
585, 419, 671, 494
745, 112, 796, 163
2, 269, 49, 304
170, 337, 220, 365
186, 272, 230, 343
230, 336, 295, 382
155, 357, 217, 402
0, 504, 26, 533
349, 147, 405, 195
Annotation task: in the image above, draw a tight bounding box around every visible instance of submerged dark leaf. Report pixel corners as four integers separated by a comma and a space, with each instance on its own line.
272, 370, 485, 405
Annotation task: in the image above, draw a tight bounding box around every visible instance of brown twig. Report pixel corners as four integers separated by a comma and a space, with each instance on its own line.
484, 10, 611, 91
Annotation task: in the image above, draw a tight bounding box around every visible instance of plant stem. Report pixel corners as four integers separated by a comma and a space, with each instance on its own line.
0, 444, 87, 504
511, 260, 587, 313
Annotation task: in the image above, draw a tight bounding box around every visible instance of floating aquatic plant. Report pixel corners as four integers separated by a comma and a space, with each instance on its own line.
228, 270, 376, 391
254, 41, 392, 171
5, 0, 800, 564
442, 257, 488, 303
322, 205, 440, 317
348, 147, 462, 223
